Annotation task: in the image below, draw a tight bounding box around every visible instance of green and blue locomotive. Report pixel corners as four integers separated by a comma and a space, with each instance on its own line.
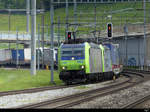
58, 42, 120, 84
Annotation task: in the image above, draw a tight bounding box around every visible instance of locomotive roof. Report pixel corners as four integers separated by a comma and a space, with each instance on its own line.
89, 43, 100, 49
61, 43, 85, 48
61, 42, 101, 49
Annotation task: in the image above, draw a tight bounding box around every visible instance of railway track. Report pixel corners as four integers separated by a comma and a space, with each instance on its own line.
0, 69, 146, 98
122, 71, 145, 78
122, 93, 150, 108
121, 70, 150, 109
0, 69, 135, 97
15, 72, 144, 109
0, 84, 83, 97
0, 76, 124, 97
123, 69, 150, 75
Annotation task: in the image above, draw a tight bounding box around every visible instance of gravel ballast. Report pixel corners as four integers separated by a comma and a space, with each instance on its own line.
0, 76, 127, 108
71, 79, 150, 108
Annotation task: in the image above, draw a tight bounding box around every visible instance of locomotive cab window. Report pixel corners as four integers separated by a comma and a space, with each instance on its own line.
61, 51, 72, 56
61, 48, 84, 57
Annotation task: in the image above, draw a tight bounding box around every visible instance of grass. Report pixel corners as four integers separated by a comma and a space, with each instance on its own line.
0, 2, 150, 49
0, 43, 24, 49
0, 68, 63, 92
0, 2, 150, 31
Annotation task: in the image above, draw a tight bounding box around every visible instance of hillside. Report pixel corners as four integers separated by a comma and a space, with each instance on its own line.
0, 2, 150, 49
0, 2, 149, 32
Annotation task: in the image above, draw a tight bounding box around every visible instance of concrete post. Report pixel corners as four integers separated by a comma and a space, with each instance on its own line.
143, 0, 147, 69
8, 9, 11, 33
50, 0, 55, 84
65, 0, 69, 42
94, 0, 97, 42
30, 0, 36, 75
41, 12, 45, 69
37, 24, 40, 70
16, 29, 19, 69
26, 0, 30, 33
124, 24, 128, 67
57, 16, 60, 47
46, 25, 49, 44
138, 37, 141, 69
74, 0, 77, 23
74, 0, 77, 40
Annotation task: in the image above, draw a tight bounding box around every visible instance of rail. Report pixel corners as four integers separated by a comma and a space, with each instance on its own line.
122, 93, 150, 108
15, 72, 144, 109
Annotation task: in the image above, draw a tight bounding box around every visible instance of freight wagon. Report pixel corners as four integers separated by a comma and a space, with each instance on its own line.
43, 48, 58, 67
11, 48, 58, 67
36, 48, 58, 67
24, 48, 31, 64
0, 49, 11, 65
104, 43, 123, 75
11, 48, 31, 65
0, 48, 58, 67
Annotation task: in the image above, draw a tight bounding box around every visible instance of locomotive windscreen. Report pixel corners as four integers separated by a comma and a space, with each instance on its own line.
61, 44, 85, 60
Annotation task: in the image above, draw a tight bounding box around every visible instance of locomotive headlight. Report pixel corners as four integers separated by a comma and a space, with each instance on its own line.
81, 65, 85, 69
62, 66, 66, 70
72, 57, 75, 60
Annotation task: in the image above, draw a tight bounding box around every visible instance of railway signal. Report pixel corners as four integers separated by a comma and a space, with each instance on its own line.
67, 32, 72, 40
107, 23, 112, 38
